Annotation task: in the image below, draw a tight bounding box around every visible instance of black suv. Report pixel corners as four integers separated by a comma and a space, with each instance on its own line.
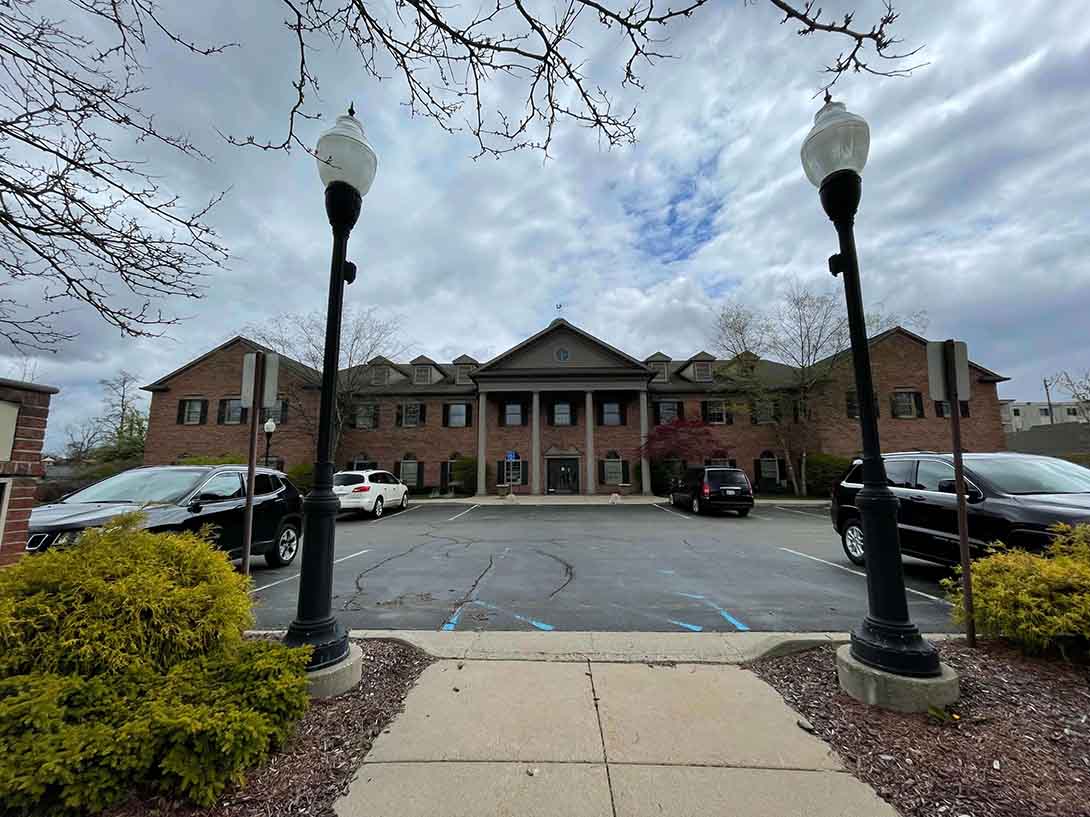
27, 465, 304, 566
831, 452, 1090, 566
670, 466, 754, 516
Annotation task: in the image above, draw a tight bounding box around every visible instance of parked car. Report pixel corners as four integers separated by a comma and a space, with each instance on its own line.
333, 469, 409, 518
669, 466, 754, 516
831, 452, 1090, 567
26, 465, 304, 566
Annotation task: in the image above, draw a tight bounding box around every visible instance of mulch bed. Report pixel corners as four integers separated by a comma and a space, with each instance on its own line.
108, 639, 433, 817
749, 640, 1090, 817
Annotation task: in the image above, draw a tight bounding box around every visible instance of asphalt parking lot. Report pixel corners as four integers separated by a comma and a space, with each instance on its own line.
249, 501, 958, 633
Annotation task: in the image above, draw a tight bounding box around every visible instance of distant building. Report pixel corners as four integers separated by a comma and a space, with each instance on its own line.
1000, 399, 1087, 433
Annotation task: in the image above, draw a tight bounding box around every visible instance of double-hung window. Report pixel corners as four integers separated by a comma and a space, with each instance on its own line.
553, 401, 572, 426
602, 401, 622, 426
657, 401, 679, 424
505, 402, 523, 426
402, 403, 421, 427
447, 403, 467, 427
705, 400, 729, 424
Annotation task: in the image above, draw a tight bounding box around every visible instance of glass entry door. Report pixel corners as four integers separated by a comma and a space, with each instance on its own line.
547, 458, 580, 494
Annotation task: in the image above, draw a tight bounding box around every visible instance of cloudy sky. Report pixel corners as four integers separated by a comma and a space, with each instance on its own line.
7, 0, 1090, 451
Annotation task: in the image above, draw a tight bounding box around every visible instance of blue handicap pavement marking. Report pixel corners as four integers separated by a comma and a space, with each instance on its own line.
441, 603, 466, 631
675, 592, 750, 631
470, 600, 555, 631
607, 602, 704, 632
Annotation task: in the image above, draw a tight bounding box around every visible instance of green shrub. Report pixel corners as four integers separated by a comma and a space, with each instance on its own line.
0, 518, 311, 814
944, 523, 1090, 653
803, 453, 851, 498
451, 456, 478, 495
0, 642, 310, 813
0, 516, 252, 677
176, 452, 246, 466
287, 461, 314, 494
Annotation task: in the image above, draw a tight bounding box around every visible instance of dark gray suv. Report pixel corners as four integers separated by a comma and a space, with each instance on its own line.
830, 452, 1090, 566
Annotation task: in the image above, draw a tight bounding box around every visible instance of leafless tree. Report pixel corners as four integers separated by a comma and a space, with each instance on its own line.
98, 370, 146, 444
239, 0, 923, 158
64, 419, 102, 463
714, 278, 926, 494
244, 307, 406, 455
1054, 371, 1090, 421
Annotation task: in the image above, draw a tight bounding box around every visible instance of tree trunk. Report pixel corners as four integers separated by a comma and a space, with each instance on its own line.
776, 428, 800, 496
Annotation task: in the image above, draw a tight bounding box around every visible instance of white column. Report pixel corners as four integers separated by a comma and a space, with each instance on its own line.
585, 391, 596, 494
476, 393, 487, 495
639, 390, 652, 495
531, 391, 542, 495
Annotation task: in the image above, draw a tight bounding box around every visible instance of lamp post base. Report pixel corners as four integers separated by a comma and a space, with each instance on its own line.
285, 614, 349, 670
837, 644, 958, 712
850, 620, 940, 678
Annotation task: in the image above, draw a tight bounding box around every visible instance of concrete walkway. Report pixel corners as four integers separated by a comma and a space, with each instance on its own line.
335, 633, 899, 817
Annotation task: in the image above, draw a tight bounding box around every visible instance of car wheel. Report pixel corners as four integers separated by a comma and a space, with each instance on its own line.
266, 522, 300, 567
373, 496, 384, 518
736, 508, 750, 518
841, 519, 866, 566
400, 491, 408, 510
691, 497, 701, 515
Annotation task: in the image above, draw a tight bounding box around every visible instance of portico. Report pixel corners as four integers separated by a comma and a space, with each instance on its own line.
472, 319, 653, 496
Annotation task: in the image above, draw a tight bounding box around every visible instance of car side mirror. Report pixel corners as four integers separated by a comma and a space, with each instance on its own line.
187, 500, 203, 513
937, 479, 956, 494
937, 479, 984, 502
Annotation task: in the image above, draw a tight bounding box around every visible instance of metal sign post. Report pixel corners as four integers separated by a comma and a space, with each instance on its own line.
928, 340, 976, 646
240, 352, 280, 577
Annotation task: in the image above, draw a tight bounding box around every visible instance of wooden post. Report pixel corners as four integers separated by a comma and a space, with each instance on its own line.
241, 352, 265, 577
944, 339, 976, 647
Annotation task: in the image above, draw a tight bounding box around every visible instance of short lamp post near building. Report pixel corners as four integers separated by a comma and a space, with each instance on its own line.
263, 418, 276, 467
801, 98, 958, 709
284, 104, 377, 695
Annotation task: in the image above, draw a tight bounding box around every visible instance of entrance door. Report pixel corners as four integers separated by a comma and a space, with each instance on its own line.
547, 458, 580, 494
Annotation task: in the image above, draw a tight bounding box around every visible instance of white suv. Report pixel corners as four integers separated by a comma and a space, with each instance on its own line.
333, 470, 408, 518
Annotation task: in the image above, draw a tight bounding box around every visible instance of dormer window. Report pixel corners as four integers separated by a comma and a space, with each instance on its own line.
414, 366, 431, 385
693, 362, 712, 382
651, 362, 669, 383
456, 364, 474, 385
371, 366, 389, 386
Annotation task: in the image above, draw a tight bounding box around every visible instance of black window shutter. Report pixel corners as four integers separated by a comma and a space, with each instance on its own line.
198, 400, 208, 425
726, 410, 734, 426
622, 461, 630, 484
396, 404, 403, 426
677, 402, 685, 420
750, 404, 758, 425
914, 393, 925, 418
598, 460, 606, 484
889, 395, 897, 417
496, 460, 505, 484
547, 403, 555, 426
416, 463, 425, 489
176, 401, 186, 424
596, 400, 604, 426
373, 405, 380, 429
347, 409, 357, 429
653, 402, 661, 425
280, 400, 289, 423
419, 403, 427, 425
521, 462, 529, 485
393, 461, 401, 479
440, 462, 449, 489
239, 406, 249, 425
619, 402, 628, 426
570, 402, 578, 426
521, 400, 529, 426
216, 400, 226, 425
934, 400, 946, 418
465, 403, 473, 427
960, 401, 971, 418
498, 404, 506, 427
701, 401, 708, 421
442, 404, 450, 427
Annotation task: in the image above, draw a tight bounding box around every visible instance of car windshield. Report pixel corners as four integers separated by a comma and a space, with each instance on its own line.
334, 473, 367, 486
707, 470, 748, 488
63, 468, 208, 504
969, 457, 1090, 495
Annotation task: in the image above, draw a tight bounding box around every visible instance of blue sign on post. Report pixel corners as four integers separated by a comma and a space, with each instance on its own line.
506, 451, 517, 461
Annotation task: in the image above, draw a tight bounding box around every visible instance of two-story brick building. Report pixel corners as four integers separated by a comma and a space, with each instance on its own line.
142, 319, 1008, 495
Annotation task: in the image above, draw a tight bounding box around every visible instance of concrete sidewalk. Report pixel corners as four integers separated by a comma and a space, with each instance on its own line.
335, 634, 899, 817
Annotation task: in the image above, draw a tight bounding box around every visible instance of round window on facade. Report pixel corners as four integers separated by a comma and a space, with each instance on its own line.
555, 348, 570, 362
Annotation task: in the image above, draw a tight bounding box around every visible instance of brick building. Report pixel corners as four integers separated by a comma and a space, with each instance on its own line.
0, 378, 57, 566
142, 320, 1007, 495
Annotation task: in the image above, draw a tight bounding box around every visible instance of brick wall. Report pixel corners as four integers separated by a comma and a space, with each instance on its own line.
0, 382, 56, 566
144, 340, 319, 470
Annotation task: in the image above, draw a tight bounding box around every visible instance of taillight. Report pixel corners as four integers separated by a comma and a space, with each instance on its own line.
352, 485, 371, 493
702, 482, 711, 498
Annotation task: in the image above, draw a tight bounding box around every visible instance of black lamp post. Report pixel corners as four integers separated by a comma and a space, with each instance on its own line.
263, 418, 276, 467
802, 100, 940, 678
284, 105, 378, 670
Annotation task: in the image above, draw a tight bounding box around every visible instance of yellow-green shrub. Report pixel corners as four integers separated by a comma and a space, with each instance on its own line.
945, 523, 1090, 652
0, 518, 311, 814
0, 515, 253, 677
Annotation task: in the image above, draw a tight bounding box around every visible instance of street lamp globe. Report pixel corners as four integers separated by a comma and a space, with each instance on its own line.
315, 106, 378, 197
264, 418, 276, 435
800, 100, 870, 189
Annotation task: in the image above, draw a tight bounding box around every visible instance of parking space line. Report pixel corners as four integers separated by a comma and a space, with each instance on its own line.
778, 547, 950, 605
447, 504, 480, 521
653, 503, 692, 520
249, 546, 374, 594
775, 506, 829, 519
374, 504, 423, 523
333, 547, 373, 565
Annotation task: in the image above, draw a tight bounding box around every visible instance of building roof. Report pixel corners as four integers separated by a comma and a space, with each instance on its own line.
474, 317, 652, 375
645, 352, 671, 362
452, 354, 480, 365
410, 355, 439, 366
142, 336, 320, 392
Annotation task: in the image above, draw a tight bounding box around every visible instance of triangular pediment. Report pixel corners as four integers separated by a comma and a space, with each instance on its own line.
475, 319, 651, 374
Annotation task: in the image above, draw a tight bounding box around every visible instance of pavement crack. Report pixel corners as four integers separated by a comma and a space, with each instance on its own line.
339, 540, 433, 612
586, 660, 618, 817
444, 552, 496, 620
534, 548, 575, 598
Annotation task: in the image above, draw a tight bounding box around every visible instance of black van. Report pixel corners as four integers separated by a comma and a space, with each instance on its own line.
670, 466, 755, 516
